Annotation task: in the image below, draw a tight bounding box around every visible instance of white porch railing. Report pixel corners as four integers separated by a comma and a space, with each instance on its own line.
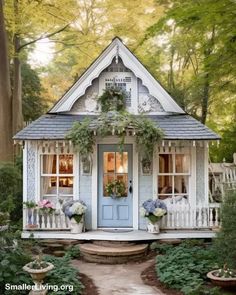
23, 203, 221, 231
160, 201, 221, 230
23, 208, 71, 230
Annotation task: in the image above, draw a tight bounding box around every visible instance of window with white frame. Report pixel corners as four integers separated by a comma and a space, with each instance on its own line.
158, 151, 190, 200
40, 154, 74, 203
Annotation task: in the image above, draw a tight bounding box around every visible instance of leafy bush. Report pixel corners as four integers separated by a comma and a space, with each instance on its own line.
156, 241, 218, 295
150, 242, 174, 254
213, 190, 236, 269
0, 232, 83, 295
0, 161, 23, 224
44, 254, 84, 295
0, 232, 32, 295
66, 244, 81, 258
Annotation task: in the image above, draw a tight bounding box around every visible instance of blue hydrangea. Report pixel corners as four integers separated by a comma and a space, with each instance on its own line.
142, 198, 167, 214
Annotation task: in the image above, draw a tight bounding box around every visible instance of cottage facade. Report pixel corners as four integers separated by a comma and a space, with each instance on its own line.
15, 38, 221, 239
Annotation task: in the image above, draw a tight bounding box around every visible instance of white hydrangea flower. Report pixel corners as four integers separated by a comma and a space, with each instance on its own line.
153, 208, 166, 217
140, 207, 147, 217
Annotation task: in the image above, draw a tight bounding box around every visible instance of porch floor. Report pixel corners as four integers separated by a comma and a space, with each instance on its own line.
21, 229, 217, 241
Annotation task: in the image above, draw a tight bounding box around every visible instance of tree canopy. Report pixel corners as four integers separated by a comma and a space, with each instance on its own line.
0, 0, 235, 162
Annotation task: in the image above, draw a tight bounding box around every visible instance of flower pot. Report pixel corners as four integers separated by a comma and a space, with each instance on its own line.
147, 221, 160, 233
70, 217, 84, 234
207, 270, 236, 288
23, 262, 54, 294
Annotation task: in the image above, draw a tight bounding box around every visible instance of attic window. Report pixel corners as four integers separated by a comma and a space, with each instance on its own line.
105, 81, 132, 107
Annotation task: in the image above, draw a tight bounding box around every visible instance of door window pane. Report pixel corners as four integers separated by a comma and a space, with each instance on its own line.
103, 151, 128, 197
159, 154, 173, 173
175, 154, 190, 173
103, 174, 115, 196
116, 152, 128, 173
59, 155, 73, 174
104, 152, 115, 173
42, 155, 56, 174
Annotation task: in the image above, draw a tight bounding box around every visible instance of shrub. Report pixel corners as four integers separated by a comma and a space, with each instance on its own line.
0, 232, 32, 295
44, 254, 84, 294
156, 241, 218, 295
0, 232, 83, 295
66, 244, 81, 258
0, 161, 23, 224
213, 190, 236, 269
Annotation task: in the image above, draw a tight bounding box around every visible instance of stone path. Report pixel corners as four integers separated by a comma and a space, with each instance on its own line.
72, 258, 165, 295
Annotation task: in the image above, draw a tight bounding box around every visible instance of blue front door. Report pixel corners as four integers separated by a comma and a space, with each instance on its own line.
98, 144, 133, 227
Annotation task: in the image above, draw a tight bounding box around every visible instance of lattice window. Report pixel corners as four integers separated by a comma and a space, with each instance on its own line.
157, 151, 190, 201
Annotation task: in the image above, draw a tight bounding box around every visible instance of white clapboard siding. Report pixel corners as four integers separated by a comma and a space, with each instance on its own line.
160, 200, 220, 230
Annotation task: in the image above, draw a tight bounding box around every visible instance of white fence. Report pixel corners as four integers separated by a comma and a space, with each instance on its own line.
23, 202, 221, 231
23, 208, 71, 230
160, 201, 221, 230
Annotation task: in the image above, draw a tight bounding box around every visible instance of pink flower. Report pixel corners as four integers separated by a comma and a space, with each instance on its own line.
38, 199, 54, 209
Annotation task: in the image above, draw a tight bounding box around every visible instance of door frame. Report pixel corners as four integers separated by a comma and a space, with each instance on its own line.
91, 136, 139, 229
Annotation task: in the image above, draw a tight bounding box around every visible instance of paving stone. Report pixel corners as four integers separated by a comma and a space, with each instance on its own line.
72, 258, 164, 295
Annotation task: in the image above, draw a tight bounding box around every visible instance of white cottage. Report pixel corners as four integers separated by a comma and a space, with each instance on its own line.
15, 37, 221, 240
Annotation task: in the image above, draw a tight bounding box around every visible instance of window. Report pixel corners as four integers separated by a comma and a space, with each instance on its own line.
40, 154, 74, 203
103, 152, 128, 197
158, 153, 190, 200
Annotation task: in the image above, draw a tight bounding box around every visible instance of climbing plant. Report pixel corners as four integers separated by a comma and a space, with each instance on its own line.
66, 118, 95, 157
67, 87, 163, 160
97, 86, 126, 112
67, 111, 163, 161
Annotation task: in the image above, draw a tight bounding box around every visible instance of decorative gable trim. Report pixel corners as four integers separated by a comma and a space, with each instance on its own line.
49, 37, 184, 114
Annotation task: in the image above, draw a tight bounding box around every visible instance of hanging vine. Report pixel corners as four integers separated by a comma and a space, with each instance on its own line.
67, 88, 164, 161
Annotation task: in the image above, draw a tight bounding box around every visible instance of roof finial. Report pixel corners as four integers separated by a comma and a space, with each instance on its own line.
115, 45, 119, 64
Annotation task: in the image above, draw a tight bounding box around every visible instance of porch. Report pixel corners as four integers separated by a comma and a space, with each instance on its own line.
22, 201, 220, 240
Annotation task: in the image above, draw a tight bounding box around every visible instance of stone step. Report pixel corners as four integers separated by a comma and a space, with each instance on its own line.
92, 240, 136, 247
80, 243, 148, 264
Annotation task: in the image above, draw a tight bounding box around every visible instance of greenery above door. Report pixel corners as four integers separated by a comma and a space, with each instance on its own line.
67, 87, 164, 162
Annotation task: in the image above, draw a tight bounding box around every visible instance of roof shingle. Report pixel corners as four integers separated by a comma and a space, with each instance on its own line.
14, 114, 220, 141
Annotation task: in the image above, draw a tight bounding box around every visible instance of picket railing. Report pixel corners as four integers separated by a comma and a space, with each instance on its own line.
160, 201, 221, 230
23, 202, 221, 231
23, 208, 71, 230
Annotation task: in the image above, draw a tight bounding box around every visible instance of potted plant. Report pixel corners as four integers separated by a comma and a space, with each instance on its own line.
38, 199, 55, 215
23, 201, 38, 229
105, 179, 126, 198
140, 199, 167, 233
207, 191, 236, 289
23, 255, 54, 294
62, 200, 87, 233
207, 265, 236, 288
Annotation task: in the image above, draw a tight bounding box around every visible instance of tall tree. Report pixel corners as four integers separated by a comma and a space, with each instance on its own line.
41, 0, 163, 102
0, 0, 78, 161
143, 0, 236, 124
0, 0, 13, 162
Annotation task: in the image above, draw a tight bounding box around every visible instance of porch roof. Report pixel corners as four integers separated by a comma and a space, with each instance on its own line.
14, 114, 220, 141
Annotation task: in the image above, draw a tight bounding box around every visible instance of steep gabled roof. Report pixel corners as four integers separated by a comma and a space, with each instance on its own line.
49, 37, 184, 114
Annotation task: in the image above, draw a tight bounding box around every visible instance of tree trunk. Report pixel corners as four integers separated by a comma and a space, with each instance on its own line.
0, 0, 13, 162
201, 72, 210, 125
12, 34, 23, 134
12, 0, 23, 135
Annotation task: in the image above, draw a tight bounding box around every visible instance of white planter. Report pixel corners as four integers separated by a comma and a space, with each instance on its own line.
147, 222, 160, 233
70, 217, 84, 234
